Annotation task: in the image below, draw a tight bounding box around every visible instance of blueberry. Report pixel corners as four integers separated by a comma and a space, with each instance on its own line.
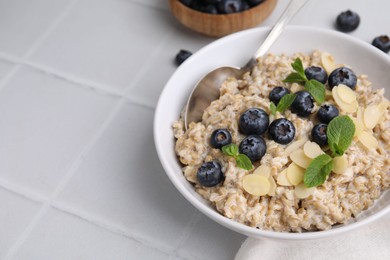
311, 123, 328, 146
217, 0, 244, 14
179, 0, 193, 7
210, 129, 232, 149
336, 10, 360, 32
197, 161, 224, 187
317, 104, 339, 124
372, 35, 390, 53
239, 135, 266, 162
269, 86, 291, 105
290, 91, 314, 117
203, 4, 218, 14
239, 108, 269, 135
304, 66, 328, 84
175, 50, 192, 66
246, 0, 265, 7
328, 67, 357, 90
268, 118, 296, 145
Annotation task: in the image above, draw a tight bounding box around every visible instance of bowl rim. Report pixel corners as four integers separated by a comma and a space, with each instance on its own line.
154, 25, 390, 240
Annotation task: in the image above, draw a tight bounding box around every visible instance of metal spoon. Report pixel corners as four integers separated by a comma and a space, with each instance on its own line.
184, 0, 310, 129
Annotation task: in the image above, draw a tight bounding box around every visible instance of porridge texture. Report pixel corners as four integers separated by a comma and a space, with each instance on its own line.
173, 51, 390, 232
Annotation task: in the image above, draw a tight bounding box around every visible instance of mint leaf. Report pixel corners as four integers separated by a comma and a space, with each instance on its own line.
222, 144, 239, 157
304, 154, 333, 187
304, 79, 325, 104
291, 58, 306, 79
270, 102, 277, 116
236, 154, 253, 170
327, 116, 355, 156
282, 72, 306, 84
276, 93, 296, 113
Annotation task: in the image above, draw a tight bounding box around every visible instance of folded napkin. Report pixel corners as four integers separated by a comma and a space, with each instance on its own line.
235, 215, 390, 260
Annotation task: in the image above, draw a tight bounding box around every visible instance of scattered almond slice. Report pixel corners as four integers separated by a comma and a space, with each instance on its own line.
337, 84, 356, 104
363, 104, 381, 130
287, 162, 306, 185
303, 141, 324, 159
350, 116, 364, 137
242, 174, 270, 196
267, 176, 277, 196
332, 85, 358, 113
253, 165, 271, 178
332, 155, 348, 174
321, 52, 337, 74
277, 169, 293, 186
358, 131, 379, 150
290, 149, 312, 169
295, 183, 315, 199
285, 137, 308, 156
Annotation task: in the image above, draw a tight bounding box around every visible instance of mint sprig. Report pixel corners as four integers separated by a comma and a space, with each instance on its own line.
283, 58, 326, 104
304, 154, 333, 188
269, 93, 297, 116
327, 115, 355, 157
222, 144, 253, 170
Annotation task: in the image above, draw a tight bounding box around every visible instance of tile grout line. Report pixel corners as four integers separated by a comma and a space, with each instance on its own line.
0, 180, 48, 205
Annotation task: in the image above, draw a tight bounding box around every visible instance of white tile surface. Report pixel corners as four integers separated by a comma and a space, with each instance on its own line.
0, 0, 72, 57
0, 188, 42, 259
13, 208, 170, 260
0, 60, 14, 80
56, 101, 199, 252
0, 68, 118, 196
30, 0, 175, 93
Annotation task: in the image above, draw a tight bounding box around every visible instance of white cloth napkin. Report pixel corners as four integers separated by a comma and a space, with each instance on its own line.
235, 215, 390, 260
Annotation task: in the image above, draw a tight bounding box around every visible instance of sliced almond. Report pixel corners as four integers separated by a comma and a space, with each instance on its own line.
358, 131, 379, 150
303, 141, 324, 159
253, 165, 271, 178
290, 149, 312, 169
332, 155, 348, 174
285, 137, 308, 156
350, 117, 364, 137
363, 104, 381, 130
295, 183, 315, 199
267, 176, 277, 196
321, 52, 337, 75
332, 85, 358, 113
277, 169, 293, 186
357, 107, 366, 129
287, 162, 306, 185
242, 174, 270, 196
337, 84, 356, 104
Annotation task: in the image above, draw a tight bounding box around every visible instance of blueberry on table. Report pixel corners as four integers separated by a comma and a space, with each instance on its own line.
311, 123, 328, 146
372, 35, 390, 53
197, 161, 224, 187
175, 50, 192, 66
210, 129, 232, 149
269, 86, 291, 105
290, 91, 314, 118
336, 10, 360, 32
246, 0, 265, 7
239, 135, 266, 162
328, 67, 357, 90
203, 4, 219, 14
239, 108, 270, 135
217, 0, 245, 14
304, 66, 328, 84
179, 0, 193, 7
317, 104, 339, 124
268, 118, 296, 145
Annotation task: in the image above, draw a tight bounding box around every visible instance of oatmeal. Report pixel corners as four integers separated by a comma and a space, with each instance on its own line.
173, 51, 390, 232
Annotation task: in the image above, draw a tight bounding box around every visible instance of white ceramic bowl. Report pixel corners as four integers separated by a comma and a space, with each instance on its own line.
154, 26, 390, 240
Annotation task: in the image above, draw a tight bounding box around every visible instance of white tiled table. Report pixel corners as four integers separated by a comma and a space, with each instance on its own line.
0, 0, 389, 259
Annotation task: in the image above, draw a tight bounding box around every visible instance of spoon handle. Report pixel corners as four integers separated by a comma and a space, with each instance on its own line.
243, 0, 311, 70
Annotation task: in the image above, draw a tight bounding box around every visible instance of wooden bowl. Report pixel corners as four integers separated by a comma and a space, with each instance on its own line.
169, 0, 278, 37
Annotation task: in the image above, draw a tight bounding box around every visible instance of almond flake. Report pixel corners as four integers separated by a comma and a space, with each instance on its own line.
276, 169, 293, 186
363, 104, 380, 129
358, 131, 379, 150
332, 86, 358, 113
290, 149, 312, 169
287, 162, 306, 185
332, 155, 348, 174
303, 141, 324, 159
337, 84, 356, 104
242, 174, 270, 196
350, 116, 364, 137
285, 137, 309, 156
321, 52, 337, 74
267, 176, 277, 196
253, 165, 271, 178
294, 183, 315, 199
